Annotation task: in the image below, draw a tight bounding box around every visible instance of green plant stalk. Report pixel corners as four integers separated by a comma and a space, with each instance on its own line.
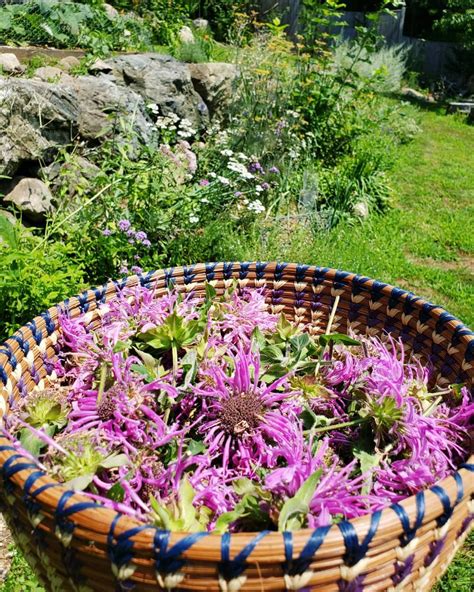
305, 416, 367, 435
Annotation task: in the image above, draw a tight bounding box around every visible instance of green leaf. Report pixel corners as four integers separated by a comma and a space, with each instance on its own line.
113, 340, 131, 353
0, 214, 18, 249
187, 439, 206, 455
318, 333, 361, 347
66, 474, 94, 491
214, 505, 248, 534
107, 483, 125, 502
278, 469, 323, 531
19, 428, 46, 457
100, 453, 129, 469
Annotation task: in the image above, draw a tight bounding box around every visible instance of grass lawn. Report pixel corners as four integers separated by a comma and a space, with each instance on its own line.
252, 106, 474, 327
0, 106, 472, 591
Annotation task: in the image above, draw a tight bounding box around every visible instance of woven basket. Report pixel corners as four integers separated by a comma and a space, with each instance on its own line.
0, 262, 472, 592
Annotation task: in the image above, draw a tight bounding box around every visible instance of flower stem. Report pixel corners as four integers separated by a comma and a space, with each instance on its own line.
305, 416, 367, 435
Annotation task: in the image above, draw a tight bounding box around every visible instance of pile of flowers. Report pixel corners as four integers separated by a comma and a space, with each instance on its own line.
5, 285, 472, 532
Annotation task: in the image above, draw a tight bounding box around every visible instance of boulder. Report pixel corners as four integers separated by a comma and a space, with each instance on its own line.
3, 178, 53, 221
62, 75, 153, 142
187, 62, 239, 118
105, 54, 209, 130
89, 59, 113, 74
58, 56, 81, 72
33, 66, 71, 83
0, 78, 80, 176
193, 18, 209, 30
178, 25, 195, 45
352, 201, 369, 219
103, 3, 119, 19
0, 52, 25, 75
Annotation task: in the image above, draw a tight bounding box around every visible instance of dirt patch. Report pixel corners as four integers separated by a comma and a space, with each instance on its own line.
0, 513, 13, 582
406, 254, 474, 277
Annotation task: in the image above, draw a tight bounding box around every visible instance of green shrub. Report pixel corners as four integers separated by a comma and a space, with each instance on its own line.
0, 0, 155, 54
0, 214, 84, 340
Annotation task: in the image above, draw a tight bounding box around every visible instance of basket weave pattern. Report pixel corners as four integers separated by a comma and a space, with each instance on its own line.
0, 262, 472, 592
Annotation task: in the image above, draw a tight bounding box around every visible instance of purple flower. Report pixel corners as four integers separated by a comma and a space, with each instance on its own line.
248, 162, 264, 174
261, 182, 270, 190
142, 239, 151, 248
199, 179, 210, 186
193, 347, 300, 474
118, 219, 131, 232
269, 166, 280, 174
234, 191, 243, 197
131, 266, 143, 275
102, 228, 112, 236
135, 231, 148, 242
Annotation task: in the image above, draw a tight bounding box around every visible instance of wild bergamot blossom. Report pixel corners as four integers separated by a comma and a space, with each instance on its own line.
5, 285, 472, 532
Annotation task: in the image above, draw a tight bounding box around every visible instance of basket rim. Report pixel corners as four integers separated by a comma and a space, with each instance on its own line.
0, 261, 473, 560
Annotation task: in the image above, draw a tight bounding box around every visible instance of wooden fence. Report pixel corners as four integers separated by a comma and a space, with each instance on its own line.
257, 2, 457, 78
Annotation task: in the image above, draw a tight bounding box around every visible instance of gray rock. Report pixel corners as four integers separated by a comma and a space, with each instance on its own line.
0, 74, 154, 176
0, 53, 25, 75
0, 78, 80, 176
352, 201, 369, 219
33, 66, 70, 83
193, 18, 209, 30
62, 75, 153, 142
401, 87, 428, 102
3, 178, 53, 221
188, 62, 238, 118
58, 56, 81, 72
178, 25, 195, 45
103, 3, 119, 19
89, 59, 113, 74
105, 53, 209, 130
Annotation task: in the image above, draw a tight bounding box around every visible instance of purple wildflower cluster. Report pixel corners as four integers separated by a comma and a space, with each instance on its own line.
103, 219, 152, 249
6, 286, 472, 533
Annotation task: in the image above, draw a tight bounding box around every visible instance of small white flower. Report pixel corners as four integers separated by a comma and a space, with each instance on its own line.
237, 152, 248, 161
178, 129, 193, 138
124, 29, 131, 37
218, 176, 230, 185
289, 148, 299, 159
255, 184, 263, 193
247, 199, 265, 214
200, 197, 209, 203
228, 161, 252, 178
209, 172, 217, 178
189, 215, 199, 224
147, 103, 159, 114
221, 149, 234, 157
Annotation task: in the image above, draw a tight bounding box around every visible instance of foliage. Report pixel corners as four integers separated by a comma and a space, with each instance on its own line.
0, 0, 155, 54
0, 214, 84, 340
433, 0, 474, 51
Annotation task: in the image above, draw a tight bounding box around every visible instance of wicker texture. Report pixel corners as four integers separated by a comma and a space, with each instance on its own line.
0, 262, 472, 592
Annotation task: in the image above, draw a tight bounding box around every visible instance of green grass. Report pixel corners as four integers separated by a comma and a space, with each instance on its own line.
1, 108, 472, 592
250, 108, 474, 327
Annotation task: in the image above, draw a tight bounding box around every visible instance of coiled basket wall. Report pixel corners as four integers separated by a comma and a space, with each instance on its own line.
0, 262, 472, 592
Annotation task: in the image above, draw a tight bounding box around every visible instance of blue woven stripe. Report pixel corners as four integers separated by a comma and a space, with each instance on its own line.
390, 493, 426, 546
107, 515, 153, 575
283, 525, 331, 576
220, 531, 269, 580
2, 457, 38, 480
431, 486, 453, 527
154, 529, 208, 574
338, 511, 381, 567
460, 463, 474, 471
